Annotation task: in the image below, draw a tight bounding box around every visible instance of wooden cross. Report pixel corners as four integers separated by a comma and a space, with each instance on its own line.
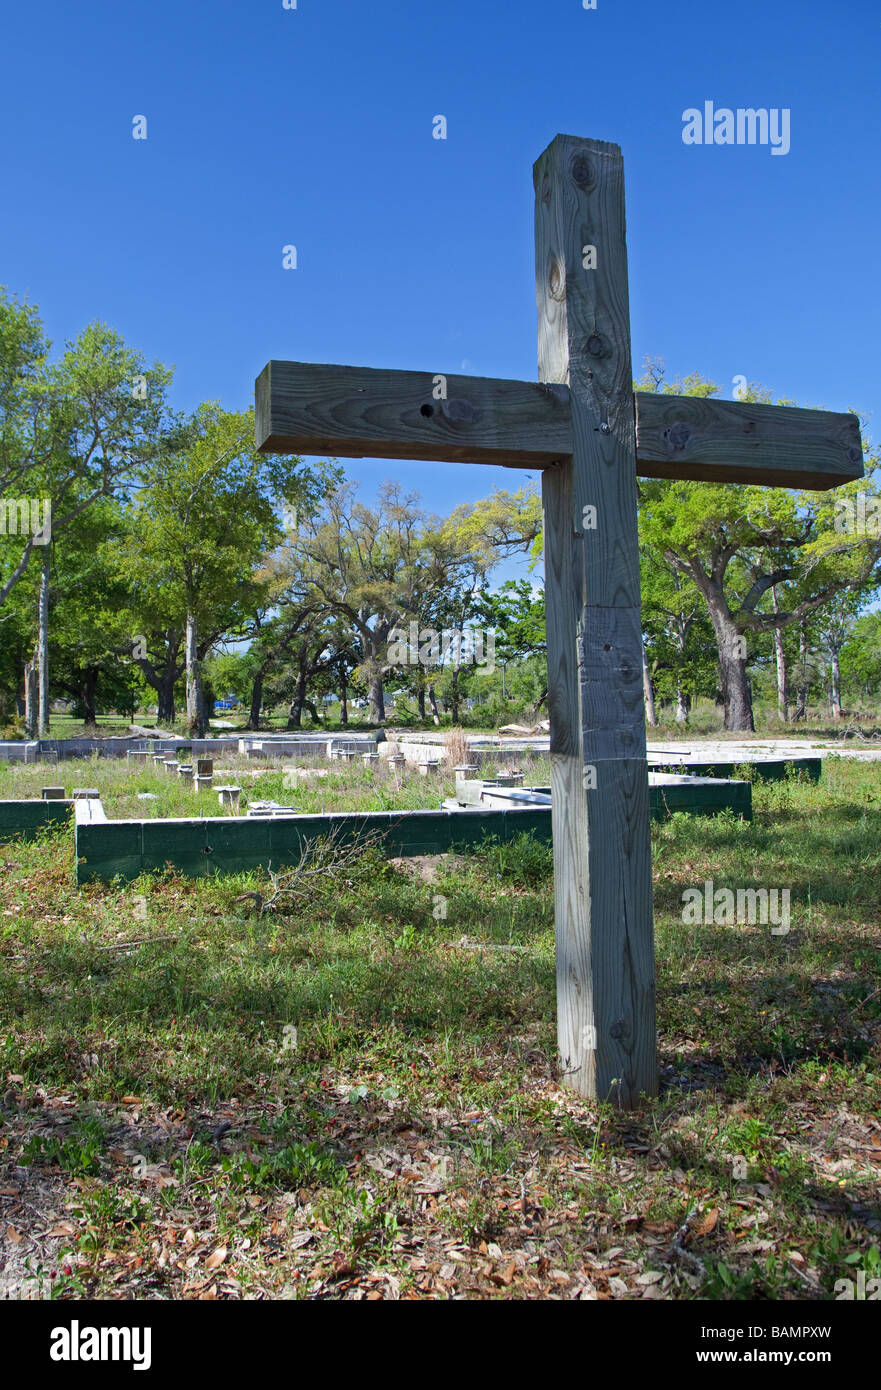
255, 134, 863, 1107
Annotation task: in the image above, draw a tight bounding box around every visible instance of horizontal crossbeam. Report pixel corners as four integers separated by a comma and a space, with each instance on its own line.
634, 392, 863, 490
255, 361, 571, 467
256, 361, 863, 490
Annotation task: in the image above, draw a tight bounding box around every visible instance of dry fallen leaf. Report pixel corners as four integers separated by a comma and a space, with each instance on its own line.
692, 1207, 719, 1237
45, 1222, 77, 1238
5, 1226, 23, 1244
204, 1246, 227, 1270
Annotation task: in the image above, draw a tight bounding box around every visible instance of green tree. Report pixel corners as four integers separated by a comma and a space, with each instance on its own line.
640, 549, 716, 723
117, 404, 326, 735
636, 361, 880, 731
0, 290, 178, 732
840, 612, 881, 706
279, 481, 432, 724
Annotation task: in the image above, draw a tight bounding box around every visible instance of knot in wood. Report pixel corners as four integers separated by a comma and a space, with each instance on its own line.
442, 398, 476, 423
570, 153, 597, 190
610, 1017, 630, 1040
585, 333, 609, 358
665, 421, 691, 452
548, 258, 566, 301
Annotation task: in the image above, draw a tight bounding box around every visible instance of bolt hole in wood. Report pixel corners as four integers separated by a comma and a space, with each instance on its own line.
420, 403, 434, 418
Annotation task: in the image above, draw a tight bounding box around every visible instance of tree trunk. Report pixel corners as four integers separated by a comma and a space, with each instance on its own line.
794, 622, 809, 721
185, 611, 206, 736
772, 585, 788, 722
830, 649, 842, 719
674, 683, 688, 723
642, 641, 659, 728
135, 640, 181, 727
448, 667, 461, 723
367, 671, 385, 724
287, 659, 308, 729
81, 669, 98, 727
38, 548, 50, 736
247, 669, 264, 730
703, 596, 754, 732
24, 658, 37, 738
156, 673, 176, 726
417, 684, 426, 721
339, 668, 348, 725
427, 684, 440, 723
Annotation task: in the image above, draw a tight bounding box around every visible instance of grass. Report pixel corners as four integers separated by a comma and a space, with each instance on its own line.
0, 760, 879, 1300
0, 752, 552, 819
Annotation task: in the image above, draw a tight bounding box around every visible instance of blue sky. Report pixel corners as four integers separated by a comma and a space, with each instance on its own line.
2, 0, 878, 544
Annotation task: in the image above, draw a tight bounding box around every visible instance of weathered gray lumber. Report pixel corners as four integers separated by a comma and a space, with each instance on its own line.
256, 361, 571, 466
634, 393, 862, 491
535, 134, 657, 1106
255, 130, 864, 1109
256, 362, 862, 493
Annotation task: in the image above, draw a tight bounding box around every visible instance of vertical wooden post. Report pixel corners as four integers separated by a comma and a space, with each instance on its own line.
534, 135, 657, 1106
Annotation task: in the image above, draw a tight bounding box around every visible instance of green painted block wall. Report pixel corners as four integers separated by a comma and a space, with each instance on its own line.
74, 781, 750, 884
651, 758, 820, 783
0, 800, 73, 843
650, 781, 752, 821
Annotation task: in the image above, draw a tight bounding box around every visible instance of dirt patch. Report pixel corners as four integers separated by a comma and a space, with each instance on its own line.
387, 854, 467, 885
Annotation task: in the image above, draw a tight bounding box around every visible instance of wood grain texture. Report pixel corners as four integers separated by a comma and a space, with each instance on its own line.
536, 134, 657, 1106
257, 366, 863, 492
635, 393, 863, 490
256, 361, 571, 466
